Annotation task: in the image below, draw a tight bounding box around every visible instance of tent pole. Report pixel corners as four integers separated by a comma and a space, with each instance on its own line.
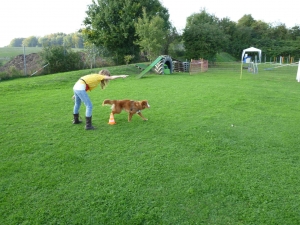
240, 61, 243, 79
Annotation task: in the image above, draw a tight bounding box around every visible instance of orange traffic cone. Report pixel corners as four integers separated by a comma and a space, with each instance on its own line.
108, 113, 116, 125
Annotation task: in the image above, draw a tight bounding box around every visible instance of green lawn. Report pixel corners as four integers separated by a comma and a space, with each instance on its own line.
0, 47, 84, 58
0, 47, 43, 66
0, 47, 43, 58
1, 64, 300, 224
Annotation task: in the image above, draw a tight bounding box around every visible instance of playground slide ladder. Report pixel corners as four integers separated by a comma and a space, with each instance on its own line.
136, 56, 163, 78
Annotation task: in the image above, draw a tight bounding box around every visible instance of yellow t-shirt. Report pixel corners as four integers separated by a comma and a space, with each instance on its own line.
81, 74, 106, 91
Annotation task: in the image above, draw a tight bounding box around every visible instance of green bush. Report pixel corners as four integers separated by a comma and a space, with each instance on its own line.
0, 66, 23, 80
39, 46, 83, 74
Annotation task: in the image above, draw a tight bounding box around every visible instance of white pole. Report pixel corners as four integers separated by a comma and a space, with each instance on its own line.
296, 60, 300, 82
280, 56, 282, 65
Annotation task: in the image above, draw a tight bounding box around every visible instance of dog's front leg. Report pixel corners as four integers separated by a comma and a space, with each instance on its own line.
128, 113, 134, 122
137, 112, 148, 121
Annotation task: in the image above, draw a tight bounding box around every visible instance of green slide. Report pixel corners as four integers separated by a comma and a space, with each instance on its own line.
136, 56, 163, 78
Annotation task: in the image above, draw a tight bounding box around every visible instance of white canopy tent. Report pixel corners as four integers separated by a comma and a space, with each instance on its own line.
240, 47, 262, 78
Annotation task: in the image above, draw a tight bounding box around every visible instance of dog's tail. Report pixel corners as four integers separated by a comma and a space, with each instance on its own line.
102, 99, 114, 106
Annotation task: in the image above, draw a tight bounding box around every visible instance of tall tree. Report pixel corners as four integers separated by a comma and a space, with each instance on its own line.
289, 25, 300, 40
63, 35, 73, 48
237, 14, 256, 27
38, 37, 50, 47
270, 23, 289, 40
230, 25, 253, 59
134, 8, 167, 61
56, 35, 64, 46
72, 33, 84, 48
9, 38, 24, 47
251, 20, 270, 40
22, 36, 38, 47
163, 26, 180, 55
82, 0, 170, 64
183, 9, 227, 61
218, 17, 237, 54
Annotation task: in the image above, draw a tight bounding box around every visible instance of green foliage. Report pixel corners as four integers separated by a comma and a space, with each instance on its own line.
216, 52, 237, 62
82, 43, 99, 69
183, 10, 227, 61
39, 46, 82, 74
237, 14, 256, 27
4, 9, 300, 64
22, 36, 38, 47
251, 20, 270, 40
124, 55, 135, 65
227, 25, 253, 59
181, 10, 300, 61
0, 66, 23, 80
1, 65, 300, 224
163, 26, 181, 55
82, 43, 112, 69
168, 39, 185, 60
135, 8, 167, 61
289, 25, 300, 40
8, 66, 23, 77
233, 20, 299, 59
8, 38, 25, 47
9, 33, 84, 48
271, 23, 289, 40
83, 0, 170, 64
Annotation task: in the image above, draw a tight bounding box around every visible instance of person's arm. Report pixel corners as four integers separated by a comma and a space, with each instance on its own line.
105, 75, 128, 80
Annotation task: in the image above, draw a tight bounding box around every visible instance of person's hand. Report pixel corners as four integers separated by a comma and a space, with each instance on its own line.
122, 75, 129, 78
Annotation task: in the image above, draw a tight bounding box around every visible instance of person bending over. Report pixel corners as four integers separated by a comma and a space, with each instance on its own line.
72, 69, 128, 130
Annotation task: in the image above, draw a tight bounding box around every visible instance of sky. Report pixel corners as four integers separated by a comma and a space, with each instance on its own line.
0, 0, 299, 47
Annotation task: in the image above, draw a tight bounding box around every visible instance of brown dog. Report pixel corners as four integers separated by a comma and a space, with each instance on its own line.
102, 99, 150, 122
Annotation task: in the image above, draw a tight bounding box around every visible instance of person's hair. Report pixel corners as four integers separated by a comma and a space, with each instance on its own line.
99, 69, 111, 89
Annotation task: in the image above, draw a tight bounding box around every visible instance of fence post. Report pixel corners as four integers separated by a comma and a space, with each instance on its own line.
23, 45, 27, 75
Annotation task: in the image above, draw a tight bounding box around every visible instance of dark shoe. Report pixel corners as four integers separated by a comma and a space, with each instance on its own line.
85, 116, 95, 130
73, 114, 82, 124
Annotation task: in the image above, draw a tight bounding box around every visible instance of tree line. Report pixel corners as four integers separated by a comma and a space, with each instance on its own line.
8, 0, 300, 69
82, 0, 300, 64
9, 32, 84, 48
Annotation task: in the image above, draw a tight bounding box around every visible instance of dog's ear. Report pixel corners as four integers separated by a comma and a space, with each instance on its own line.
141, 100, 149, 108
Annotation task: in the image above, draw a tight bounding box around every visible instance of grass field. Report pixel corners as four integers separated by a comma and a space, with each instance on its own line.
0, 47, 43, 58
1, 64, 300, 224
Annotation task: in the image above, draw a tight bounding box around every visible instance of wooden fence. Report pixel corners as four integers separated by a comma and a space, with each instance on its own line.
189, 58, 208, 74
